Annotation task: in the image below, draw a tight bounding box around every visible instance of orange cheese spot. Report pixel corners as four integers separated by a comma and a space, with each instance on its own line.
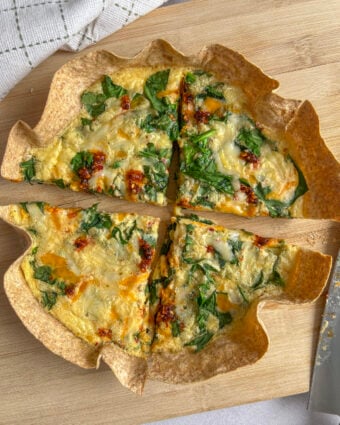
204, 97, 222, 113
118, 272, 148, 301
118, 128, 131, 140
216, 293, 238, 312
45, 206, 61, 230
71, 278, 93, 302
117, 213, 128, 222
40, 253, 79, 284
110, 306, 120, 321
115, 150, 127, 159
157, 89, 179, 98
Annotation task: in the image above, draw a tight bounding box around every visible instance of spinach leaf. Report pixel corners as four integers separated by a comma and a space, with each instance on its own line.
70, 151, 94, 173
81, 117, 92, 128
139, 143, 170, 161
185, 72, 196, 84
237, 285, 249, 304
205, 83, 225, 100
184, 331, 214, 352
34, 265, 53, 283
228, 239, 243, 265
290, 158, 308, 203
148, 280, 159, 305
20, 157, 36, 183
52, 179, 67, 189
143, 69, 170, 112
111, 161, 121, 169
196, 82, 225, 100
181, 130, 234, 195
80, 204, 112, 233
41, 291, 58, 310
197, 291, 232, 330
254, 157, 308, 217
185, 213, 214, 225
160, 222, 176, 255
140, 111, 179, 141
81, 75, 127, 118
101, 75, 127, 98
251, 271, 264, 290
214, 248, 226, 269
193, 70, 212, 77
143, 163, 168, 200
183, 223, 194, 256
20, 202, 29, 213
254, 183, 288, 218
35, 202, 45, 213
111, 220, 137, 245
171, 321, 181, 337
236, 127, 264, 157
268, 269, 285, 287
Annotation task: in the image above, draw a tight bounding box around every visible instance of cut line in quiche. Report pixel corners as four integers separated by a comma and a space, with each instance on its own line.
0, 204, 332, 392
1, 40, 339, 218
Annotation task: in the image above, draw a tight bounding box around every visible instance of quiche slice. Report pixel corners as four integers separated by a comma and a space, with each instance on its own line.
177, 69, 338, 218
147, 214, 331, 384
0, 202, 159, 393
4, 67, 184, 205
2, 40, 339, 218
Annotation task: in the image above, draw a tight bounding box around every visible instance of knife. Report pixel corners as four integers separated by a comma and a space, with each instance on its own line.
308, 250, 340, 416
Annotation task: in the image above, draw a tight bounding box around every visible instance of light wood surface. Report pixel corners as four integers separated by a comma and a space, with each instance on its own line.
0, 0, 339, 424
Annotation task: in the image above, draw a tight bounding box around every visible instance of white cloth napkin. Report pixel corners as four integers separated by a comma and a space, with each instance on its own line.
0, 0, 167, 100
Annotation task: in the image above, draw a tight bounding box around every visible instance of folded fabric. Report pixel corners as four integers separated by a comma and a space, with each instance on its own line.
0, 0, 166, 100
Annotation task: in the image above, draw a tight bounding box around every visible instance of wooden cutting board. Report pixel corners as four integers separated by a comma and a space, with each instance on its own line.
0, 0, 339, 424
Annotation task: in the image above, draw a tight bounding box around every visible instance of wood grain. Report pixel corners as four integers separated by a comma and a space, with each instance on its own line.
0, 0, 339, 424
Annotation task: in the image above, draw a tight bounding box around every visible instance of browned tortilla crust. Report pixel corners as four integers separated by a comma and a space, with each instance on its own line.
101, 345, 147, 395
148, 303, 269, 384
3, 39, 339, 219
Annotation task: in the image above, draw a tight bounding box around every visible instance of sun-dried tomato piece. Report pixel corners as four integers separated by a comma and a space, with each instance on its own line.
120, 94, 130, 110
240, 184, 258, 205
254, 235, 270, 248
139, 238, 154, 272
92, 151, 106, 172
194, 109, 211, 124
74, 236, 90, 251
156, 304, 176, 325
206, 245, 215, 253
239, 151, 259, 166
97, 328, 113, 339
65, 285, 75, 297
78, 167, 91, 180
126, 169, 144, 195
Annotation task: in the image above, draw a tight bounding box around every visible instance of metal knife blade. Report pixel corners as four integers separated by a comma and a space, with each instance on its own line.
308, 250, 340, 415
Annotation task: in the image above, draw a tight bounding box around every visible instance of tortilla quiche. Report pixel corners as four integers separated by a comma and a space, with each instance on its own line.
147, 214, 332, 384
2, 41, 339, 218
2, 202, 159, 357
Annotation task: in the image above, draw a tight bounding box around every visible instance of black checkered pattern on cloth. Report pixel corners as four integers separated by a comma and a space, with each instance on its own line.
0, 0, 167, 100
